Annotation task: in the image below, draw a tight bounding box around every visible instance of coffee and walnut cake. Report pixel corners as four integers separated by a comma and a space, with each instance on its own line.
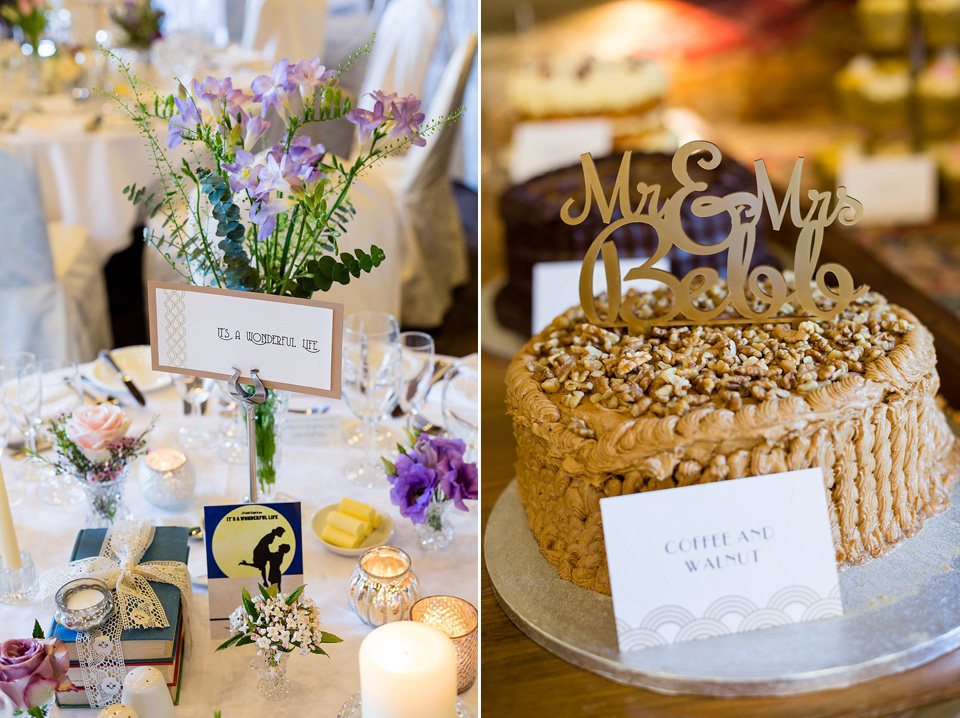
506, 283, 960, 594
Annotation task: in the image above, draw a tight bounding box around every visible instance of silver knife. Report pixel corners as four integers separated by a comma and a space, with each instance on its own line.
98, 350, 146, 406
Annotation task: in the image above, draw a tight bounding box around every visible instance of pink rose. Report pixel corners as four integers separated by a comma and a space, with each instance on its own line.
0, 638, 72, 710
66, 404, 131, 452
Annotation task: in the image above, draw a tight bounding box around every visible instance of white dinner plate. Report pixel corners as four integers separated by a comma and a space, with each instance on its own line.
89, 345, 171, 394
311, 504, 394, 557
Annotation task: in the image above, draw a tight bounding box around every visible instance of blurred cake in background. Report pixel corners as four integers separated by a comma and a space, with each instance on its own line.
837, 55, 910, 135
918, 0, 960, 47
494, 149, 775, 336
506, 56, 672, 151
918, 50, 960, 139
857, 0, 910, 50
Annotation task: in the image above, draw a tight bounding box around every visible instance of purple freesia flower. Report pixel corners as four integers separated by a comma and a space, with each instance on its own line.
288, 57, 335, 101
193, 76, 251, 118
237, 109, 270, 152
254, 151, 303, 198
389, 453, 438, 523
166, 95, 201, 149
389, 94, 426, 146
252, 58, 295, 118
345, 103, 385, 145
249, 195, 291, 242
222, 150, 263, 193
414, 436, 477, 510
288, 135, 325, 166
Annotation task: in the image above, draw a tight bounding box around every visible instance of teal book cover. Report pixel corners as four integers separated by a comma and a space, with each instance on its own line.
49, 527, 189, 657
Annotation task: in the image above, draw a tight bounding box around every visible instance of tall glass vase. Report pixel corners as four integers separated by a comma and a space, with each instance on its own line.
253, 389, 289, 501
75, 465, 133, 528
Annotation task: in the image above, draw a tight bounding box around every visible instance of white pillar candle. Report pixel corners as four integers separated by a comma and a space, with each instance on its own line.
359, 621, 457, 718
120, 667, 174, 718
0, 464, 21, 570
67, 588, 105, 610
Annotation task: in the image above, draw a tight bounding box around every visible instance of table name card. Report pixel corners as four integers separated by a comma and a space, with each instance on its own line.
148, 282, 342, 398
599, 469, 842, 651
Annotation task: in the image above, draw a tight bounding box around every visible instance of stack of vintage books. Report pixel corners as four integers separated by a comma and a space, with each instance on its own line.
50, 527, 189, 707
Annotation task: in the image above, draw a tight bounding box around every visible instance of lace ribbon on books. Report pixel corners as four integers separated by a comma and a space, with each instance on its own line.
39, 520, 192, 707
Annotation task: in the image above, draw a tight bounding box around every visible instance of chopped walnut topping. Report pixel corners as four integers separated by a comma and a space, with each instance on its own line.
526, 282, 911, 420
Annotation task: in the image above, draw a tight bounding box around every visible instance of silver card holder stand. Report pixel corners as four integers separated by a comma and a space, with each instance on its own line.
227, 367, 267, 504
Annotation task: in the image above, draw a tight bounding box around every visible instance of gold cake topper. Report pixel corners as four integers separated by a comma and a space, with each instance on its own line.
564, 141, 868, 333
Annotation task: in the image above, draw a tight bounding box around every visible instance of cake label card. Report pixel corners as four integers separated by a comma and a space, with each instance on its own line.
510, 119, 614, 184
532, 257, 670, 334
837, 151, 937, 227
204, 502, 304, 639
600, 469, 842, 651
148, 281, 342, 398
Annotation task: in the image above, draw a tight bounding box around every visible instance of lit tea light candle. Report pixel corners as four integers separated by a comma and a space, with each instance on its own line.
359, 621, 456, 718
54, 578, 114, 631
145, 448, 187, 472
67, 587, 105, 610
0, 464, 22, 570
411, 596, 479, 693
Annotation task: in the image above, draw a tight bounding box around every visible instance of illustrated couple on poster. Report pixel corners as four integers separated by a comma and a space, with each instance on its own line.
239, 526, 291, 594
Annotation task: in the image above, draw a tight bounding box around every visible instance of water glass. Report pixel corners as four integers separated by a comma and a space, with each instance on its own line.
171, 374, 215, 449
36, 359, 84, 506
397, 331, 435, 430
0, 352, 42, 483
343, 312, 400, 450
441, 356, 479, 463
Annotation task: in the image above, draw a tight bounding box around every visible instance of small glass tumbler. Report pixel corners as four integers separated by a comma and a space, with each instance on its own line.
411, 595, 479, 693
0, 550, 37, 604
347, 546, 420, 627
53, 577, 115, 631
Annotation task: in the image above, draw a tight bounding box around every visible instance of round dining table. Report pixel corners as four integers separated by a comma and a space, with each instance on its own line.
0, 354, 479, 717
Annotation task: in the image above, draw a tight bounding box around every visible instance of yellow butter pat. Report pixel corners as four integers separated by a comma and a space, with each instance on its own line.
321, 524, 362, 549
340, 497, 378, 523
327, 511, 371, 538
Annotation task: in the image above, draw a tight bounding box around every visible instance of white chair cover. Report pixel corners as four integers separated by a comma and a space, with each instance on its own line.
366, 33, 477, 327
320, 174, 402, 318
241, 0, 328, 62
0, 150, 110, 362
357, 0, 442, 108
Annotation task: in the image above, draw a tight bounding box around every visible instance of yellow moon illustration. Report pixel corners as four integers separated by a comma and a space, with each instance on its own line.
212, 505, 296, 579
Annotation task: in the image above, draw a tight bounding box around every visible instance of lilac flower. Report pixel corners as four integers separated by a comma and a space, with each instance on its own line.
252, 59, 295, 118
389, 453, 438, 523
414, 436, 477, 510
389, 94, 426, 146
288, 135, 325, 166
222, 150, 263, 193
166, 96, 201, 149
345, 104, 386, 145
288, 57, 335, 101
193, 76, 251, 118
237, 109, 270, 152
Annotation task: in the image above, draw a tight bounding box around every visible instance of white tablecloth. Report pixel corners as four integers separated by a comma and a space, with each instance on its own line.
0, 361, 479, 716
0, 115, 155, 267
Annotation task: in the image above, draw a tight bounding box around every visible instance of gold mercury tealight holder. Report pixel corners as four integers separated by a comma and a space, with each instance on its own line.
412, 595, 479, 693
347, 546, 420, 627
54, 578, 115, 631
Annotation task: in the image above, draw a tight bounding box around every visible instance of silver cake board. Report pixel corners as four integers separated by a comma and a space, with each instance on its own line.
485, 479, 960, 697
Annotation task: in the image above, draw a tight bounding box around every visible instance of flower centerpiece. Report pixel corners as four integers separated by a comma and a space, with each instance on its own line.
217, 585, 341, 701
1, 0, 47, 52
106, 39, 462, 498
109, 0, 164, 51
382, 431, 478, 550
29, 404, 151, 527
0, 622, 72, 717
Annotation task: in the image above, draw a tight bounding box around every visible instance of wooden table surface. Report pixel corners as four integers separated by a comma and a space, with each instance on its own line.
479, 225, 960, 716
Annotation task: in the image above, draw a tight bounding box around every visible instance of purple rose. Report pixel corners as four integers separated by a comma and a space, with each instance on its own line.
0, 638, 72, 711
389, 453, 438, 524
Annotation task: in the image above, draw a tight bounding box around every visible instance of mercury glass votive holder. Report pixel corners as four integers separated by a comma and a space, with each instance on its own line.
137, 448, 196, 510
347, 546, 420, 627
0, 551, 38, 604
411, 595, 479, 693
54, 578, 115, 631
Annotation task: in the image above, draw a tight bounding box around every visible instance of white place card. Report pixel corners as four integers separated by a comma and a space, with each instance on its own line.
148, 281, 342, 398
837, 150, 937, 226
510, 119, 614, 184
531, 257, 669, 335
599, 469, 842, 651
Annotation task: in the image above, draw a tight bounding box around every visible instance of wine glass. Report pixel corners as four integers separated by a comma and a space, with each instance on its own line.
397, 331, 435, 431
341, 317, 402, 488
343, 312, 401, 449
35, 358, 84, 506
171, 374, 216, 449
0, 352, 42, 483
441, 356, 479, 463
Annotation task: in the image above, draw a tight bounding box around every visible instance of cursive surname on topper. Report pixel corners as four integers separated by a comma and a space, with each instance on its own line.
562, 141, 867, 334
